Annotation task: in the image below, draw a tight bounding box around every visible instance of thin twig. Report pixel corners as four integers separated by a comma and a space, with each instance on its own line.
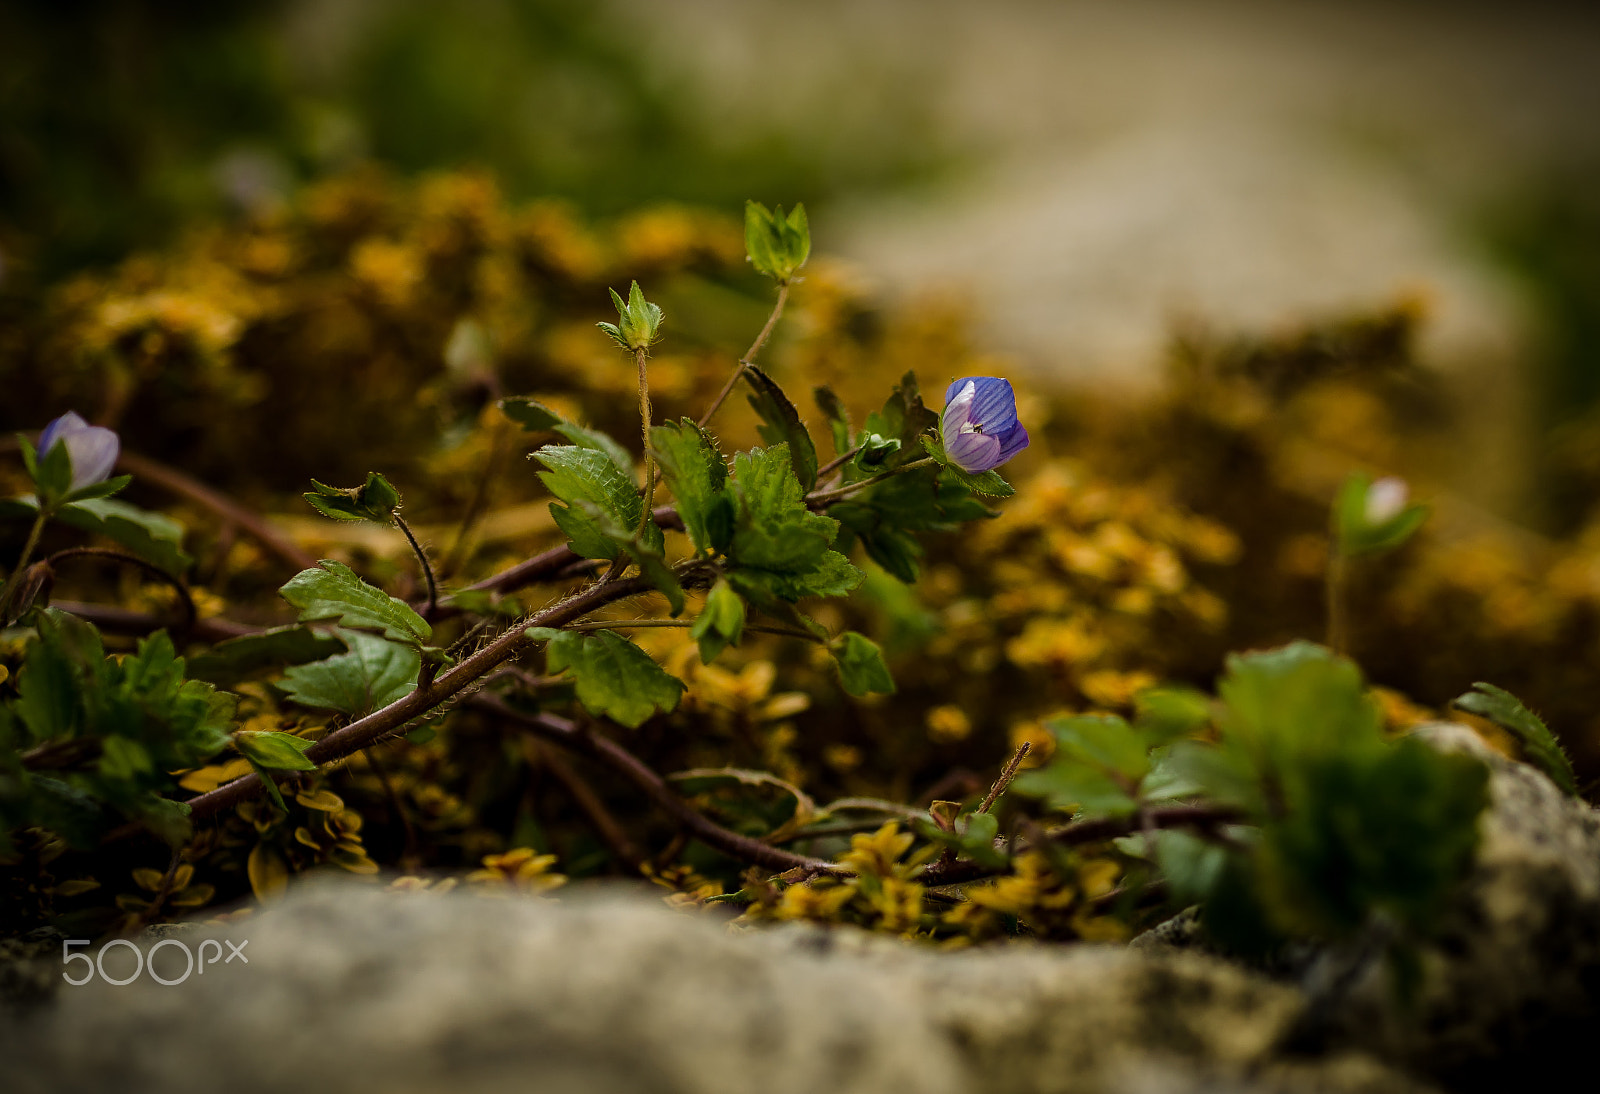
698, 281, 790, 429
1326, 549, 1349, 655
563, 618, 821, 642
976, 741, 1030, 815
393, 514, 437, 618
804, 457, 937, 509
0, 511, 47, 621
919, 803, 1244, 888
812, 443, 864, 483
113, 450, 317, 572
46, 546, 197, 632
477, 695, 840, 876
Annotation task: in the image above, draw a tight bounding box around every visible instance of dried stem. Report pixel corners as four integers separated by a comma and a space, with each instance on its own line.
976, 741, 1031, 815
697, 281, 790, 429
46, 546, 197, 632
476, 694, 839, 876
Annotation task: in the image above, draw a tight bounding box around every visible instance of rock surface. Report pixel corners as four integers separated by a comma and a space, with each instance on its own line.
2, 880, 1420, 1094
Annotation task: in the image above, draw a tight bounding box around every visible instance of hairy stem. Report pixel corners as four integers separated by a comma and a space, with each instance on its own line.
977, 741, 1031, 815
0, 510, 48, 621
393, 514, 438, 618
804, 457, 938, 509
812, 443, 864, 483
634, 347, 656, 538
698, 281, 790, 429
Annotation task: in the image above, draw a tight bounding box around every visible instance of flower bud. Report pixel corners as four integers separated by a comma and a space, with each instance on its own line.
38, 411, 120, 491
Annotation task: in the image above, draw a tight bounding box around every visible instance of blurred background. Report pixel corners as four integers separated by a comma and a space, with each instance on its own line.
5, 0, 1600, 503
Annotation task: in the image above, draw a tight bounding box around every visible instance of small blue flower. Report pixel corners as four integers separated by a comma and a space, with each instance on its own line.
38, 411, 120, 491
941, 377, 1029, 474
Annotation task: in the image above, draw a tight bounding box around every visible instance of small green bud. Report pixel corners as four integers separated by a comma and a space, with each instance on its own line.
1332, 472, 1427, 558
304, 471, 403, 523
744, 200, 811, 282
598, 280, 664, 351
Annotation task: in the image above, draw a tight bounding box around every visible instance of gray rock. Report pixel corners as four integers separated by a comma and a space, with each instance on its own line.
0, 880, 1422, 1094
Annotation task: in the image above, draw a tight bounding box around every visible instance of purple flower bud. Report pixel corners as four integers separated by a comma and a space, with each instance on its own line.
38, 411, 120, 491
941, 377, 1029, 473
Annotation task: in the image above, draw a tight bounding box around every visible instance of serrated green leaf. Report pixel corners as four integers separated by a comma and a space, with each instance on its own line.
731, 550, 862, 603
1011, 714, 1147, 819
54, 497, 191, 577
728, 445, 837, 574
503, 395, 637, 480
280, 560, 431, 645
186, 626, 347, 687
651, 419, 731, 554
530, 628, 684, 729
304, 472, 402, 523
233, 729, 317, 771
1218, 640, 1381, 772
830, 631, 894, 696
744, 366, 818, 491
690, 579, 746, 664
279, 629, 420, 716
534, 445, 651, 559
1453, 682, 1577, 796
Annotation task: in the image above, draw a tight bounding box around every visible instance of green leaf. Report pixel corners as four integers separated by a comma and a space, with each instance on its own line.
863, 372, 939, 468
830, 631, 894, 696
1012, 762, 1138, 818
690, 579, 746, 664
1253, 737, 1488, 938
1453, 682, 1578, 796
534, 445, 653, 560
54, 497, 191, 577
279, 560, 432, 645
1217, 640, 1382, 774
303, 472, 402, 523
813, 386, 852, 455
279, 629, 421, 716
233, 730, 317, 772
32, 437, 73, 503
63, 475, 131, 504
744, 366, 819, 491
503, 398, 637, 484
498, 396, 564, 432
728, 445, 837, 574
730, 550, 862, 603
1134, 686, 1215, 747
186, 626, 348, 687
744, 201, 810, 281
527, 627, 684, 729
650, 419, 731, 554
13, 609, 104, 743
